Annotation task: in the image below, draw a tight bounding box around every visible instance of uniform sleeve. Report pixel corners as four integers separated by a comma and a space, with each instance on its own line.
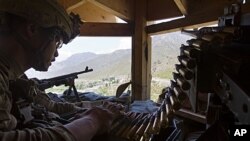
0, 68, 76, 141
0, 73, 17, 131
33, 91, 80, 114
0, 126, 76, 141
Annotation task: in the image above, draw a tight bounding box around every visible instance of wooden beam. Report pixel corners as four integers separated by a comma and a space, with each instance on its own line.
132, 0, 150, 100
147, 2, 250, 35
79, 22, 133, 36
147, 18, 217, 35
72, 2, 117, 23
88, 0, 134, 22
175, 109, 207, 124
146, 3, 225, 35
147, 36, 152, 100
174, 0, 188, 15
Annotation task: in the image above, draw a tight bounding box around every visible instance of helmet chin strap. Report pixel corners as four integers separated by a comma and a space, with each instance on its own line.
13, 32, 51, 71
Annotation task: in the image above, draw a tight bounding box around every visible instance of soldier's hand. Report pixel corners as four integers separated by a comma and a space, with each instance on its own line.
102, 101, 125, 118
79, 107, 114, 135
72, 101, 124, 134
64, 106, 115, 141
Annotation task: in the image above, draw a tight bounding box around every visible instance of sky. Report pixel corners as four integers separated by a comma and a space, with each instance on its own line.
56, 37, 132, 62
55, 16, 184, 62
25, 36, 131, 77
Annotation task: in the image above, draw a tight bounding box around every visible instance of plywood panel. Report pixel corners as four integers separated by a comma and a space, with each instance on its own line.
72, 2, 117, 23
88, 0, 134, 22
147, 0, 183, 21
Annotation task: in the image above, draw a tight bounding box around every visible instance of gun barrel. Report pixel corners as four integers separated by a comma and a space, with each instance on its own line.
181, 29, 200, 38
181, 27, 218, 38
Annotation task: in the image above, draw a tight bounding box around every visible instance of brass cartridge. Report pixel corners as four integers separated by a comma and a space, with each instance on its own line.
180, 45, 200, 58
170, 80, 187, 101
177, 55, 196, 69
172, 72, 191, 91
160, 101, 169, 128
152, 110, 161, 134
168, 89, 181, 110
175, 64, 194, 80
134, 115, 151, 140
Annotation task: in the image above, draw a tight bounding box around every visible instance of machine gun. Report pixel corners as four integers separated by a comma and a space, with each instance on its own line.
98, 3, 250, 141
148, 3, 250, 140
36, 66, 93, 102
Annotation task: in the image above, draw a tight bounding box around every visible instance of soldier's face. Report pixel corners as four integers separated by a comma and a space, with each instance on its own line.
29, 26, 63, 71
41, 35, 62, 70
31, 35, 62, 71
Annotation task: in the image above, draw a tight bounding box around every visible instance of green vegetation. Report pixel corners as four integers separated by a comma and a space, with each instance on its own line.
154, 69, 173, 79
45, 78, 164, 102
41, 32, 191, 102
150, 81, 164, 102
45, 77, 130, 97
46, 85, 68, 94
96, 85, 117, 96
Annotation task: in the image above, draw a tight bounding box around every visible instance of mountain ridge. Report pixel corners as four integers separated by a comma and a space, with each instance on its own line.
25, 32, 191, 80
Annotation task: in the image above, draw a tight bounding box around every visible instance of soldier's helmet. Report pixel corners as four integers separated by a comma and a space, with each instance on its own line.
0, 0, 82, 44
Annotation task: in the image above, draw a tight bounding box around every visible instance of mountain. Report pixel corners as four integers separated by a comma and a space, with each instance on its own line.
25, 32, 192, 80
57, 52, 97, 67
59, 49, 131, 79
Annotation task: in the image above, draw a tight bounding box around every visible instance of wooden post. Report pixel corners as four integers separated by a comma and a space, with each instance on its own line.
147, 36, 152, 100
132, 0, 150, 100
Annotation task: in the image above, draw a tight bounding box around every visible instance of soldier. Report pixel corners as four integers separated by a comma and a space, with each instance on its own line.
0, 0, 120, 140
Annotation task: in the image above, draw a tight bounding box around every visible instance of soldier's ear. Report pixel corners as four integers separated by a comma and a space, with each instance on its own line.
26, 24, 38, 37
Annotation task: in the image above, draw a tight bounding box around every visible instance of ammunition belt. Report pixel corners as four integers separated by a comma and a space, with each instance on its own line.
108, 89, 181, 140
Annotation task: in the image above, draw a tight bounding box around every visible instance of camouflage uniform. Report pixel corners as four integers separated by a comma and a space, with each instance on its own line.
0, 52, 77, 141
34, 89, 81, 115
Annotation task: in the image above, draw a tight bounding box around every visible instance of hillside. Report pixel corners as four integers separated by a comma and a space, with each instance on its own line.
25, 31, 192, 100
26, 31, 191, 80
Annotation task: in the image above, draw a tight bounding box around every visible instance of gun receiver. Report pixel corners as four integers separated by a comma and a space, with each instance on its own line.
181, 27, 219, 38
37, 66, 93, 90
36, 66, 93, 102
